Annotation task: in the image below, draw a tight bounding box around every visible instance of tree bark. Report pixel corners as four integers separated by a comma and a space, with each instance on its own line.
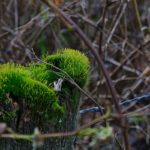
0, 87, 80, 150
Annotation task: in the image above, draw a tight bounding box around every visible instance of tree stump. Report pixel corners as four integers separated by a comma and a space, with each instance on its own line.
0, 49, 89, 150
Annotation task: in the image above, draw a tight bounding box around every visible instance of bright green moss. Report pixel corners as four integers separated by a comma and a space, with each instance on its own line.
29, 63, 48, 84
0, 64, 64, 123
45, 48, 90, 87
0, 49, 90, 123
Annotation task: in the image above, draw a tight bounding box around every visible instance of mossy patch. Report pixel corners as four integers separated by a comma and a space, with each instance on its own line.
0, 64, 64, 123
44, 48, 90, 87
0, 49, 90, 124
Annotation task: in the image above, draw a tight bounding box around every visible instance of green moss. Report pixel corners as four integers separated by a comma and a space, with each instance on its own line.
29, 49, 90, 112
45, 48, 90, 87
0, 48, 90, 124
0, 64, 64, 123
29, 63, 48, 84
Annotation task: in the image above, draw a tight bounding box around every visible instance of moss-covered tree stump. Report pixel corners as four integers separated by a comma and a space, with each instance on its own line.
0, 49, 89, 150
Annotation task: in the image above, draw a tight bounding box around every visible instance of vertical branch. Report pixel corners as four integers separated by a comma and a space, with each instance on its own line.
132, 0, 142, 31
105, 1, 127, 47
98, 0, 108, 55
14, 0, 18, 31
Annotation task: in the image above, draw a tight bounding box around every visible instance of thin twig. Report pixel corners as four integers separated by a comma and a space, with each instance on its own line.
105, 1, 127, 48
0, 109, 110, 140
80, 92, 150, 114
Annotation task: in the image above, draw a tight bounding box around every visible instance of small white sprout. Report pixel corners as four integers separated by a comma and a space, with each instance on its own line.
54, 78, 64, 91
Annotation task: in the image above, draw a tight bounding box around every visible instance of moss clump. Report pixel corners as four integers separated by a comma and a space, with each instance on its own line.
29, 63, 50, 85
44, 48, 90, 87
0, 64, 63, 123
0, 48, 90, 124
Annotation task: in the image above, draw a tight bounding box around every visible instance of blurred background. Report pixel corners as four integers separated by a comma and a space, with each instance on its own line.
0, 0, 150, 149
